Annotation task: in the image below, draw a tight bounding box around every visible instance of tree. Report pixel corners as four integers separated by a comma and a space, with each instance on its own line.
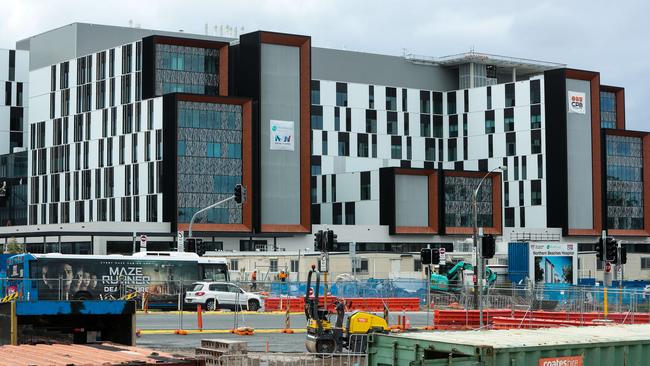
5, 237, 24, 254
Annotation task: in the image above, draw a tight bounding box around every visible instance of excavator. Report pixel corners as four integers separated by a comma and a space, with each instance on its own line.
430, 260, 497, 293
304, 268, 388, 354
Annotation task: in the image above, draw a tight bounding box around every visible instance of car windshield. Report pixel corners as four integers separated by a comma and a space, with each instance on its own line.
190, 283, 203, 291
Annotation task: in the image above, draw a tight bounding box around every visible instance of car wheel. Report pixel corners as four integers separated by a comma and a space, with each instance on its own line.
248, 299, 260, 311
206, 299, 218, 311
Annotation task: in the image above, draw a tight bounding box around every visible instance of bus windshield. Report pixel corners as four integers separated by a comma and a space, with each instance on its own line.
201, 264, 228, 282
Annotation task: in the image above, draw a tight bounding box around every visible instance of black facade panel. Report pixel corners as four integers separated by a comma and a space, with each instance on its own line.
543, 68, 569, 234
379, 167, 395, 232
161, 93, 178, 230
236, 32, 262, 232
141, 36, 156, 100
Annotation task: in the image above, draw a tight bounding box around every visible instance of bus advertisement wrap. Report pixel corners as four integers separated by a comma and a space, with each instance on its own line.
36, 257, 197, 300
1, 253, 229, 304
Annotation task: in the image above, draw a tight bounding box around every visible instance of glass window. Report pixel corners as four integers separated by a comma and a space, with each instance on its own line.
360, 172, 371, 200
386, 87, 397, 111
444, 175, 493, 228
391, 137, 401, 159
420, 114, 431, 137
387, 112, 398, 135
336, 82, 347, 107
311, 105, 323, 130
311, 80, 320, 105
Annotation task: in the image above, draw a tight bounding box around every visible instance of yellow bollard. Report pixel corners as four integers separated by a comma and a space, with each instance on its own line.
603, 287, 607, 319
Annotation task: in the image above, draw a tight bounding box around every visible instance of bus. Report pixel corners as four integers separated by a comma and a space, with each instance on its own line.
2, 251, 228, 307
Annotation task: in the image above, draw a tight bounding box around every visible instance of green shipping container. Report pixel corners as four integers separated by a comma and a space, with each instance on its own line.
368, 324, 650, 366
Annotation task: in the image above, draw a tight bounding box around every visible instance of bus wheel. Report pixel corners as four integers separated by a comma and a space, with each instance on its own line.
206, 299, 218, 311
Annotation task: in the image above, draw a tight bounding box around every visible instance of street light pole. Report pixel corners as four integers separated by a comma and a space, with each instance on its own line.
189, 196, 235, 238
473, 165, 506, 328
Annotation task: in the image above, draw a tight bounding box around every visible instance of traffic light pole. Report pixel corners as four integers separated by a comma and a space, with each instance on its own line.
188, 196, 235, 237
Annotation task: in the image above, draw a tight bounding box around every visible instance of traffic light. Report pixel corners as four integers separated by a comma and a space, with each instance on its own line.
606, 237, 618, 262
326, 230, 338, 251
185, 238, 196, 253
595, 238, 604, 261
420, 248, 432, 265
431, 249, 441, 265
234, 184, 243, 204
196, 239, 206, 256
620, 247, 627, 264
481, 234, 496, 259
314, 230, 324, 251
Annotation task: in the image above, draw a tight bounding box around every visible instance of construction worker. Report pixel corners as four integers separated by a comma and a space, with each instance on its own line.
251, 270, 257, 291
279, 270, 288, 283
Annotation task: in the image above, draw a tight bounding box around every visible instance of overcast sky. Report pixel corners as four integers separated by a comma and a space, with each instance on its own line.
2, 0, 648, 131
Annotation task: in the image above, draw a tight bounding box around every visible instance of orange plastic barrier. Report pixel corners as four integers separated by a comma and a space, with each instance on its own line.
433, 309, 650, 330
263, 297, 421, 312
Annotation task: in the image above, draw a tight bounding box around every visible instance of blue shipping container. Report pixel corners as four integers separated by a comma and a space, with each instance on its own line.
508, 242, 529, 284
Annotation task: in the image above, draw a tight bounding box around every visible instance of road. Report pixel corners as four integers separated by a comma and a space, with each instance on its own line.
135, 311, 435, 353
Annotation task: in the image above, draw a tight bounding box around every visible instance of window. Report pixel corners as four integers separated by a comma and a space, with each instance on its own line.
207, 142, 221, 157
321, 132, 328, 155
311, 156, 321, 175
336, 82, 347, 107
531, 130, 542, 154
447, 139, 457, 161
504, 108, 514, 132
420, 115, 431, 137
531, 105, 541, 129
321, 175, 327, 203
311, 105, 323, 130
538, 154, 543, 178
463, 114, 468, 136
391, 136, 402, 159
432, 92, 443, 114
333, 202, 342, 224
132, 133, 138, 163
642, 258, 650, 270
368, 85, 374, 109
360, 171, 371, 200
425, 138, 435, 161
372, 134, 377, 158
463, 90, 469, 112
230, 259, 239, 271
530, 79, 541, 104
449, 115, 458, 138
345, 202, 355, 225
506, 132, 516, 156
359, 259, 369, 273
269, 259, 278, 273
122, 44, 132, 74
407, 137, 412, 160
486, 86, 492, 110
522, 156, 527, 180
357, 133, 368, 157
485, 110, 495, 134
311, 176, 317, 203
386, 87, 397, 111
290, 260, 299, 273
311, 80, 320, 104
333, 107, 340, 131
365, 109, 377, 133
514, 157, 519, 180
402, 88, 408, 111
505, 207, 515, 227
146, 194, 157, 222
504, 182, 510, 206
331, 175, 337, 202
404, 113, 409, 135
505, 83, 515, 107
387, 112, 398, 135
488, 135, 494, 158
420, 91, 431, 113
519, 181, 524, 206
600, 91, 616, 129
531, 180, 542, 205
121, 74, 131, 104
447, 92, 456, 114
338, 132, 349, 156
432, 115, 443, 138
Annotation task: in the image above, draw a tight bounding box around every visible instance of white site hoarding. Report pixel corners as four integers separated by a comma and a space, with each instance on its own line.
529, 242, 578, 285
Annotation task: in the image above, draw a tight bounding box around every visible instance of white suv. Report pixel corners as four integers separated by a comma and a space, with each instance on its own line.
185, 282, 263, 311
